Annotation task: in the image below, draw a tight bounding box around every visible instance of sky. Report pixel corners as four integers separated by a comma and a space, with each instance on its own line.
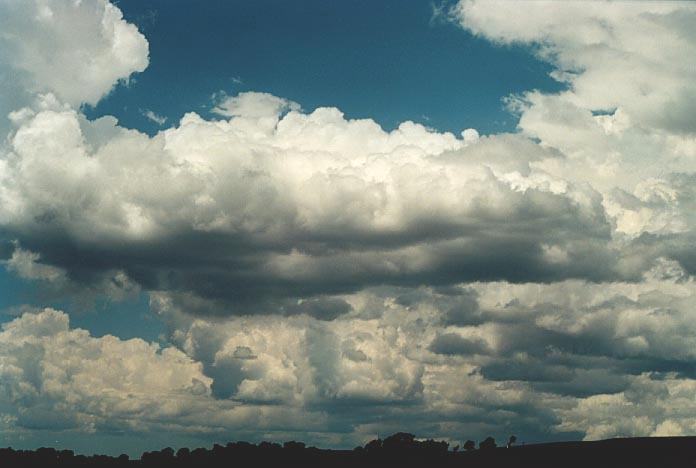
1, 0, 696, 457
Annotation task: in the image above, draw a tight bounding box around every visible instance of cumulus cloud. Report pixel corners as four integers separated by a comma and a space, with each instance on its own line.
7, 2, 694, 317
442, 84, 696, 441
0, 90, 621, 313
0, 309, 212, 434
451, 0, 696, 274
141, 264, 696, 442
455, 0, 696, 129
455, 0, 696, 188
5, 268, 696, 444
0, 0, 148, 109
212, 91, 300, 119
557, 373, 696, 440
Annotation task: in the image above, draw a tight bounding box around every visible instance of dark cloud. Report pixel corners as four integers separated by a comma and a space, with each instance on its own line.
429, 333, 490, 356
282, 297, 353, 321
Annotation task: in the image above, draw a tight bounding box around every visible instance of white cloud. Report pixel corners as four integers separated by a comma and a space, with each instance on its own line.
213, 91, 300, 119
0, 90, 618, 312
0, 309, 212, 434
151, 295, 425, 405
557, 373, 696, 440
5, 245, 65, 282
461, 128, 479, 144
454, 0, 696, 190
0, 0, 148, 108
141, 109, 167, 126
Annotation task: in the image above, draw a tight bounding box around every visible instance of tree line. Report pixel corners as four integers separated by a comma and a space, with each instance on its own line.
0, 433, 511, 467
3, 432, 696, 467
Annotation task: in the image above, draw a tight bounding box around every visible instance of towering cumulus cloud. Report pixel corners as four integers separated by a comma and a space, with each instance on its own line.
2, 0, 696, 451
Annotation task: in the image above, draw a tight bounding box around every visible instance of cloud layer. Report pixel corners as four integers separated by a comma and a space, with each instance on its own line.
2, 0, 696, 450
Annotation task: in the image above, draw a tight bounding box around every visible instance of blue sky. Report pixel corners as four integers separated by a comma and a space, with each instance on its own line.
2, 0, 696, 458
89, 0, 562, 135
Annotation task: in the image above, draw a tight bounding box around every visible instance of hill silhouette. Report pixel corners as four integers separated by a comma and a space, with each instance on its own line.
3, 433, 696, 467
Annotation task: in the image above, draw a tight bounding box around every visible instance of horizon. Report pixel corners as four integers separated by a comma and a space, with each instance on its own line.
5, 431, 696, 458
2, 0, 696, 458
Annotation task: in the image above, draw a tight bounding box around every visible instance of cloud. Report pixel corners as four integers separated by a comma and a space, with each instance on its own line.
556, 373, 696, 440
429, 332, 489, 356
454, 0, 696, 189
213, 91, 300, 119
0, 309, 212, 434
152, 297, 426, 406
5, 244, 65, 282
0, 0, 148, 109
5, 268, 696, 445
449, 0, 696, 280
141, 109, 167, 126
146, 266, 696, 441
11, 1, 695, 316
0, 90, 623, 314
1, 244, 140, 306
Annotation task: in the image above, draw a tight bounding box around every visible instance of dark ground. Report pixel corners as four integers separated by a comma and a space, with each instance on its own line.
3, 433, 696, 467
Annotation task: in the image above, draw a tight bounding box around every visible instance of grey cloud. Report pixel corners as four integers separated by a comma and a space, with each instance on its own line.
342, 348, 369, 362
282, 297, 353, 321
207, 354, 249, 400
441, 289, 481, 326
429, 332, 490, 356
480, 360, 575, 384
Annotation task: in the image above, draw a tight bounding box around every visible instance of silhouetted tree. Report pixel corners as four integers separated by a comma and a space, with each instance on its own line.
364, 438, 383, 452
507, 435, 517, 448
212, 443, 225, 457
259, 441, 281, 451
161, 447, 175, 458
383, 432, 416, 451
479, 436, 497, 450
463, 440, 476, 451
283, 441, 306, 450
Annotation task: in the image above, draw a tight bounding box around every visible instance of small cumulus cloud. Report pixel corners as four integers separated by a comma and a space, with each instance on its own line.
140, 108, 167, 126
